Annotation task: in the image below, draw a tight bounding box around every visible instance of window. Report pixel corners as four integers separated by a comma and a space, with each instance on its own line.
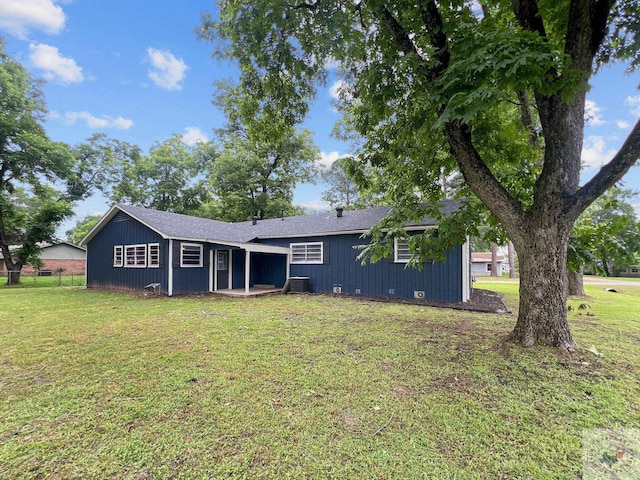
217, 251, 228, 271
125, 244, 147, 267
394, 239, 412, 263
181, 243, 203, 267
113, 245, 123, 267
486, 264, 492, 272
290, 242, 323, 264
148, 243, 160, 267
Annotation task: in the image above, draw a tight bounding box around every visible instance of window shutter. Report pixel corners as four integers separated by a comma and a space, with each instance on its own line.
173, 242, 180, 267
158, 243, 164, 267
323, 243, 330, 264
203, 247, 210, 267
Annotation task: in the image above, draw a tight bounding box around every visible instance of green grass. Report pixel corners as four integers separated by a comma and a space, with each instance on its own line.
1, 286, 639, 479
0, 274, 85, 288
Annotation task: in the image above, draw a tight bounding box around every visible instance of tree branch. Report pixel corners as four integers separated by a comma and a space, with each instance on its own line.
512, 0, 547, 38
568, 117, 640, 219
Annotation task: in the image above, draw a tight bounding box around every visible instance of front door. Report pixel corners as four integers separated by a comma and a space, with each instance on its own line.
216, 250, 229, 290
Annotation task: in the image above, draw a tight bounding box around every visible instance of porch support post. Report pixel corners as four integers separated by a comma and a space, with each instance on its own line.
213, 250, 218, 292
245, 249, 251, 295
228, 249, 233, 290
168, 239, 173, 296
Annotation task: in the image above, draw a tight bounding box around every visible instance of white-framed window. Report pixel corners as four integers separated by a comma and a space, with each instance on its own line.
148, 243, 160, 268
486, 264, 492, 272
290, 242, 323, 264
394, 238, 412, 263
181, 243, 203, 267
217, 251, 228, 271
125, 244, 147, 268
113, 245, 123, 267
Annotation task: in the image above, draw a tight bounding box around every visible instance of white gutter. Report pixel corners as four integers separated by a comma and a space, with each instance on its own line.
168, 239, 173, 296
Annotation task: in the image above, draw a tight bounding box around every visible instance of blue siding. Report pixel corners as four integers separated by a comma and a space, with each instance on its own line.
86, 212, 168, 293
261, 234, 463, 302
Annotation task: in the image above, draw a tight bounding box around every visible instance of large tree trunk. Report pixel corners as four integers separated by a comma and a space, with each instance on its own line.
7, 269, 21, 286
567, 267, 585, 296
508, 227, 576, 350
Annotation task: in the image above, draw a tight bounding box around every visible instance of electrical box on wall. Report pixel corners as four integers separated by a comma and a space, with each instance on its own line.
333, 285, 342, 294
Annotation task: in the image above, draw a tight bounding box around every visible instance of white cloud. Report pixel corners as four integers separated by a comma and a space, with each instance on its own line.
318, 151, 347, 169
29, 43, 83, 84
182, 127, 208, 146
0, 0, 65, 38
581, 136, 616, 169
626, 95, 640, 117
147, 47, 188, 91
329, 80, 350, 100
617, 120, 630, 130
584, 99, 605, 126
297, 199, 331, 212
63, 111, 134, 130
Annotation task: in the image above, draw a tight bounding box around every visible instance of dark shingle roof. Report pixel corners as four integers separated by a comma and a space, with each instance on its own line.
82, 200, 461, 246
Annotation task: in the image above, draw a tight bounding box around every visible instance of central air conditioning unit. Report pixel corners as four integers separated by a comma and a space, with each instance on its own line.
333, 285, 342, 294
414, 290, 425, 299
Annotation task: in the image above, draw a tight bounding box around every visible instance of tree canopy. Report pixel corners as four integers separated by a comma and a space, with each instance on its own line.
202, 0, 640, 349
0, 40, 75, 284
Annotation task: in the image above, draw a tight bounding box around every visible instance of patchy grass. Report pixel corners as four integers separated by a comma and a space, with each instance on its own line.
1, 287, 639, 479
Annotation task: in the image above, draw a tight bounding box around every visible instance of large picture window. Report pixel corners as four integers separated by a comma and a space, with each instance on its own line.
113, 245, 123, 267
290, 242, 323, 264
125, 244, 147, 267
181, 243, 203, 267
394, 239, 412, 263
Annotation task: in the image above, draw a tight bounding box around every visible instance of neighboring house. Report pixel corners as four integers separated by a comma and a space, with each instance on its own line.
0, 242, 86, 275
471, 252, 505, 277
80, 202, 471, 303
615, 265, 640, 277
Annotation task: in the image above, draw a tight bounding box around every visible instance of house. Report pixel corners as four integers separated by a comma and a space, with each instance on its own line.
471, 252, 505, 277
0, 241, 86, 276
80, 202, 471, 303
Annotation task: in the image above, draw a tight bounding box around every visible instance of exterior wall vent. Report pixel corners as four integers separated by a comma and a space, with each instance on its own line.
414, 290, 425, 299
145, 283, 161, 295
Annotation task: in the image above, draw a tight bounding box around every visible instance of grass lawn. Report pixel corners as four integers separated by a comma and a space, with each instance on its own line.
0, 274, 85, 288
1, 285, 639, 479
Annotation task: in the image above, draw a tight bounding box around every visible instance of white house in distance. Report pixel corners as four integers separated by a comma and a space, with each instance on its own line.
471, 252, 507, 277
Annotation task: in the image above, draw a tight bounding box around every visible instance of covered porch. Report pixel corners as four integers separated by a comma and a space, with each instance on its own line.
209, 242, 290, 295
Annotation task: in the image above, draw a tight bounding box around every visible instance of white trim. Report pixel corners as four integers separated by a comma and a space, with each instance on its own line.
462, 237, 471, 302
113, 245, 123, 267
209, 250, 214, 292
180, 243, 203, 267
394, 238, 412, 263
245, 250, 251, 294
168, 239, 174, 296
290, 242, 323, 264
228, 249, 233, 289
124, 244, 147, 268
255, 225, 436, 240
148, 243, 160, 268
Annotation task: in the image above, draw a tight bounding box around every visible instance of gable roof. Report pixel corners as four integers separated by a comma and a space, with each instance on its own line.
471, 253, 505, 263
81, 200, 461, 247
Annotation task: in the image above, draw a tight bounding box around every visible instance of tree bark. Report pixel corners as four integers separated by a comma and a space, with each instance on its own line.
508, 225, 576, 350
7, 269, 21, 286
567, 266, 585, 296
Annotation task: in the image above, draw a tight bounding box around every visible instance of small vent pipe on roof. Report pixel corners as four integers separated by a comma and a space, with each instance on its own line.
336, 207, 344, 218
252, 215, 258, 225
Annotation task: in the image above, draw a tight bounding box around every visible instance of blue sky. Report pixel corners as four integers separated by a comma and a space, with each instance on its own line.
0, 0, 638, 237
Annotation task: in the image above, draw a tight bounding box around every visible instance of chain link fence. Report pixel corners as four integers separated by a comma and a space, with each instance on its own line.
2, 270, 86, 287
